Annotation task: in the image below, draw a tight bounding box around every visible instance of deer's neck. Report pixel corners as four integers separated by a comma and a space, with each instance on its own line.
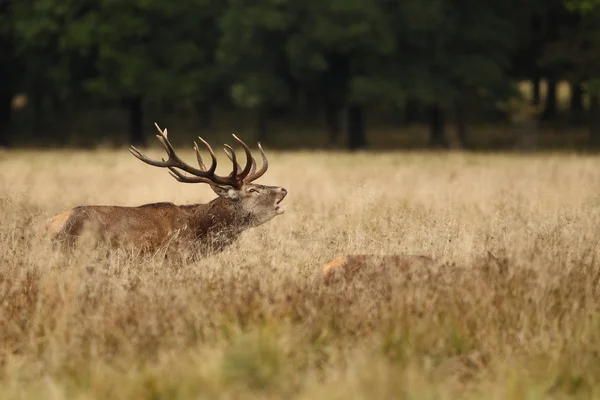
187, 197, 251, 246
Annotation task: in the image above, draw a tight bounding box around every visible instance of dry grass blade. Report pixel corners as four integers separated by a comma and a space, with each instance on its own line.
1, 150, 600, 399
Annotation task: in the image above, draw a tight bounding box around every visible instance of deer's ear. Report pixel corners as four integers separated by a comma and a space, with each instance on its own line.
210, 185, 241, 202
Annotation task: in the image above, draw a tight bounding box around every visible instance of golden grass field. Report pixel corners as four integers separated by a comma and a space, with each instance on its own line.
2, 146, 600, 399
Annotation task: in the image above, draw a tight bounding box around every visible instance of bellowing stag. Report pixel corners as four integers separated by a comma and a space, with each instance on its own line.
47, 123, 287, 256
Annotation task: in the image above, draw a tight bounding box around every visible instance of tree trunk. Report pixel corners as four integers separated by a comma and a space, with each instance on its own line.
347, 104, 366, 150
325, 102, 340, 146
51, 89, 62, 116
127, 96, 145, 147
31, 82, 44, 138
570, 81, 584, 114
195, 100, 213, 130
256, 105, 268, 142
532, 76, 541, 106
405, 97, 420, 125
0, 94, 11, 147
323, 53, 350, 146
542, 77, 558, 120
428, 103, 448, 148
454, 100, 468, 149
590, 94, 600, 147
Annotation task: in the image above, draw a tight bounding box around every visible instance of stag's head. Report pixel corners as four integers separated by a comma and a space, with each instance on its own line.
129, 123, 287, 226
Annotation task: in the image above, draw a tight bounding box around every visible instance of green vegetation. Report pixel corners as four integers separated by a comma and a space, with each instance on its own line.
1, 0, 599, 149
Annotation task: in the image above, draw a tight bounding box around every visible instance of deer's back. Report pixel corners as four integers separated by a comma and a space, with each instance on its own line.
48, 202, 193, 249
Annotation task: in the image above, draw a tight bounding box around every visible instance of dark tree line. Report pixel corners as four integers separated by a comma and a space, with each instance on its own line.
0, 0, 599, 149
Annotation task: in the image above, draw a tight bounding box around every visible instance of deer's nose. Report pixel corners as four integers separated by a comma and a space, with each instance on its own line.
280, 188, 287, 197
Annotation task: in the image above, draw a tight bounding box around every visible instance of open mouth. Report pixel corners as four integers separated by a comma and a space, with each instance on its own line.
274, 193, 287, 214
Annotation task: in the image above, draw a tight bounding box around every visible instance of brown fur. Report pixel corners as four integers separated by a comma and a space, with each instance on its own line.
323, 254, 434, 284
48, 124, 288, 257
48, 183, 287, 256
46, 210, 73, 238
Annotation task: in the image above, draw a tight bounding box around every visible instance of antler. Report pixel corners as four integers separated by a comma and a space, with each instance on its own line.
129, 122, 269, 188
223, 136, 269, 183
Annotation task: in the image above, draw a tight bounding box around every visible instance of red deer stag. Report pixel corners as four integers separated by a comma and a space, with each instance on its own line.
47, 123, 287, 256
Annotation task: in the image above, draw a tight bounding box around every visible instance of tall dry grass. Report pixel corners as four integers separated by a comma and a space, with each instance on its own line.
1, 147, 600, 399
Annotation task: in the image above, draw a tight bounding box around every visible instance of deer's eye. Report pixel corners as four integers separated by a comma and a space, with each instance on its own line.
248, 188, 258, 193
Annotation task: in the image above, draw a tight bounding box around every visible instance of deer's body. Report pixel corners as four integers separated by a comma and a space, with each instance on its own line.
48, 123, 287, 255
49, 203, 186, 251
323, 254, 434, 283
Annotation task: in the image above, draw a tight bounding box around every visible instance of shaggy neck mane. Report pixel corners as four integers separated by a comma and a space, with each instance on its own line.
187, 196, 251, 241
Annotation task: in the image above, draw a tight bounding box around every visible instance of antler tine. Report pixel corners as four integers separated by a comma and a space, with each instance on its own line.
129, 122, 205, 175
224, 136, 258, 180
194, 136, 218, 174
154, 123, 176, 159
223, 145, 238, 178
154, 123, 223, 178
167, 167, 214, 184
193, 142, 207, 170
243, 143, 269, 183
231, 134, 254, 180
224, 146, 243, 171
129, 122, 242, 187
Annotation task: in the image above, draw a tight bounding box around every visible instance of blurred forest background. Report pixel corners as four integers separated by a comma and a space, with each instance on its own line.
1, 0, 600, 150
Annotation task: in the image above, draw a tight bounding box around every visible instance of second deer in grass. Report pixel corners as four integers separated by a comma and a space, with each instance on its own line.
322, 254, 434, 284
47, 123, 287, 256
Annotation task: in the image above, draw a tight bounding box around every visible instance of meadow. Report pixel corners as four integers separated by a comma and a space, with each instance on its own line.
1, 146, 600, 399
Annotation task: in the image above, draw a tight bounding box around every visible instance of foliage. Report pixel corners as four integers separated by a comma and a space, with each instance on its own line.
11, 0, 73, 95
1, 0, 599, 146
565, 0, 600, 13
560, 0, 600, 94
11, 0, 223, 104
217, 0, 293, 108
390, 0, 521, 108
216, 0, 524, 116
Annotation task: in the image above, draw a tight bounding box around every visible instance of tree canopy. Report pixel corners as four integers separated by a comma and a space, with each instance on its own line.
0, 0, 597, 149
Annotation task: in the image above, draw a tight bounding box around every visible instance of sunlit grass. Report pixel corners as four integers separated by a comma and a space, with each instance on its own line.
2, 147, 600, 398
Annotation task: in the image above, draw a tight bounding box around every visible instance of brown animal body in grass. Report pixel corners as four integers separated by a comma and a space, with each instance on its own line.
47, 123, 287, 255
323, 254, 434, 284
